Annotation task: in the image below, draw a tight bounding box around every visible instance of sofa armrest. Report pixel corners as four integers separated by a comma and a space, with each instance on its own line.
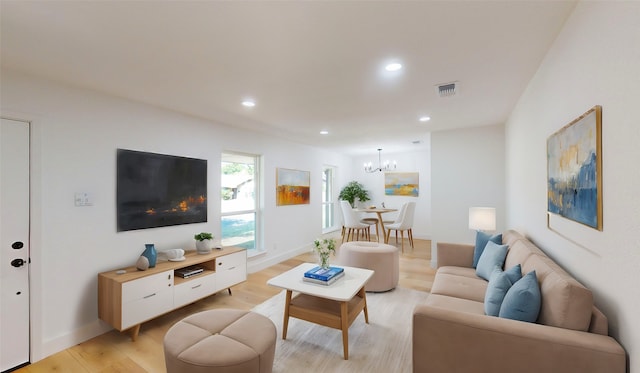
413, 304, 626, 373
436, 242, 474, 268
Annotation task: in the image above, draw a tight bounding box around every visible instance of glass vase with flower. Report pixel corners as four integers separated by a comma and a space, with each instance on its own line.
313, 238, 336, 269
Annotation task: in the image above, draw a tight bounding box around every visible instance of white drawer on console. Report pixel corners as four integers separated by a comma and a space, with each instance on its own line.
121, 288, 173, 329
122, 270, 173, 303
173, 273, 216, 308
215, 251, 247, 291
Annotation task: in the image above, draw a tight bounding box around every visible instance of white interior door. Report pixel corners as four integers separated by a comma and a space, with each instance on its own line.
0, 118, 30, 372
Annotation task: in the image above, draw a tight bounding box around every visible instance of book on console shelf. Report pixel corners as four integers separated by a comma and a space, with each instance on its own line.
302, 271, 344, 286
175, 266, 204, 278
304, 266, 344, 281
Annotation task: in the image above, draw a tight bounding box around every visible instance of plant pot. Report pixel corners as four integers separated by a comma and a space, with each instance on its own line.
196, 239, 213, 254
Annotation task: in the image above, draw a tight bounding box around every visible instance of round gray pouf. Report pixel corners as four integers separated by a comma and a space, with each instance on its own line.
164, 309, 277, 373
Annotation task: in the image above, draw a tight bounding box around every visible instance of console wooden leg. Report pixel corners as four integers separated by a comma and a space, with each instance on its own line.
129, 324, 141, 341
228, 288, 232, 295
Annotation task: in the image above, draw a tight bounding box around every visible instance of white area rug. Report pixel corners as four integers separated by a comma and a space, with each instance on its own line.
251, 287, 428, 373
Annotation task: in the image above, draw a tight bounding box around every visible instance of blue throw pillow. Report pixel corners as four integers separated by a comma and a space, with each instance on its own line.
484, 265, 522, 316
473, 231, 502, 268
475, 241, 508, 281
504, 264, 522, 284
499, 271, 541, 323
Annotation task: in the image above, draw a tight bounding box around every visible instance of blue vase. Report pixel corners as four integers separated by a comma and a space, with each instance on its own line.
142, 243, 157, 268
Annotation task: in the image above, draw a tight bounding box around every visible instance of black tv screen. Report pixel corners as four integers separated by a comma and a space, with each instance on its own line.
117, 149, 207, 232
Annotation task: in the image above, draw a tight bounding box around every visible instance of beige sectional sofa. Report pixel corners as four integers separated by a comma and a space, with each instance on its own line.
413, 230, 626, 373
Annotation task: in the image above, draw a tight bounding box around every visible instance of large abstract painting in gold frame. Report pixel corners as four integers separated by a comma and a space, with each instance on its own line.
547, 105, 602, 230
276, 168, 310, 206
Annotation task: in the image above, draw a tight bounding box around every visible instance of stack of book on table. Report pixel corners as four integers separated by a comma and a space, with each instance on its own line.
303, 266, 345, 286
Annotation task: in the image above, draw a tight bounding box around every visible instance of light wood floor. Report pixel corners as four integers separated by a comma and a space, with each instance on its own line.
18, 236, 435, 373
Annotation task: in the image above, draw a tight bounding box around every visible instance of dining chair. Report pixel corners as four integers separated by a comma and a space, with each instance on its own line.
384, 202, 416, 252
360, 216, 380, 242
383, 203, 407, 226
340, 200, 371, 243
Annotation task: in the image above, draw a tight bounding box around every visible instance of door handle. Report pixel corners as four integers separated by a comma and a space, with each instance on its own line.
11, 258, 25, 267
12, 241, 24, 249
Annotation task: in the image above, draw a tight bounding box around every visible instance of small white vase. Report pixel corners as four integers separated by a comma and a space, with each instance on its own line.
196, 239, 213, 254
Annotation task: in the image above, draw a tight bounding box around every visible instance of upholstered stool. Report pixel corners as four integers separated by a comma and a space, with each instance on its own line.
164, 309, 277, 373
336, 241, 399, 292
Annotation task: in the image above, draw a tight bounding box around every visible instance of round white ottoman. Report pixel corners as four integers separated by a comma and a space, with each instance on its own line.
164, 309, 276, 373
336, 241, 399, 292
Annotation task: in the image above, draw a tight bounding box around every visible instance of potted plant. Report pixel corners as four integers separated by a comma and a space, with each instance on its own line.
194, 232, 214, 254
339, 181, 370, 208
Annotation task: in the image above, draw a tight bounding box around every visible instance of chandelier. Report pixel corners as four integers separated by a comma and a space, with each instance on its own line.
364, 148, 396, 173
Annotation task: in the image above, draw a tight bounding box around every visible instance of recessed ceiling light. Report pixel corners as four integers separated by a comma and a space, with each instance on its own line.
419, 116, 431, 122
385, 62, 403, 72
320, 130, 329, 135
241, 100, 256, 108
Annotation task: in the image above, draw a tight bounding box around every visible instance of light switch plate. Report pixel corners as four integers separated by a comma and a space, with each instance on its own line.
74, 192, 93, 206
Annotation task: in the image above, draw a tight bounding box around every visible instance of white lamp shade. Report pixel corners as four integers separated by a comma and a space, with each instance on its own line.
469, 207, 496, 231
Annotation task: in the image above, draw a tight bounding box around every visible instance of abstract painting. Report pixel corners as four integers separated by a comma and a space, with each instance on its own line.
385, 172, 419, 196
276, 168, 310, 206
547, 106, 602, 230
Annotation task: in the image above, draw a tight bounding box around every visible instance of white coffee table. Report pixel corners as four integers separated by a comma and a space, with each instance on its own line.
267, 263, 374, 360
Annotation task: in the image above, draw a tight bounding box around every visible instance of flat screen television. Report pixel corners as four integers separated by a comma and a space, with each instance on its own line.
117, 149, 207, 232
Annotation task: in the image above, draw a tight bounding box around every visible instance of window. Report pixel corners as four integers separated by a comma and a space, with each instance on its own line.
221, 152, 261, 256
322, 166, 336, 231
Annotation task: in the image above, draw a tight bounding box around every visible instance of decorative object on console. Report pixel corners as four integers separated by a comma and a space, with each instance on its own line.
164, 248, 185, 261
276, 168, 310, 206
547, 105, 602, 231
313, 238, 336, 269
364, 148, 396, 173
194, 232, 214, 254
141, 243, 157, 268
384, 172, 419, 196
135, 255, 149, 271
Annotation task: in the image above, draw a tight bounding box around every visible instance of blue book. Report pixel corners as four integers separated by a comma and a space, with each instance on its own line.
304, 266, 344, 281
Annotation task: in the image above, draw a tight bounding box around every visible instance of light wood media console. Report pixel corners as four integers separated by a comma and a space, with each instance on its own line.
98, 246, 246, 341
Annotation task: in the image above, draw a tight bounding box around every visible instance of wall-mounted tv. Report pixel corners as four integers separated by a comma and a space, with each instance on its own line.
117, 149, 207, 232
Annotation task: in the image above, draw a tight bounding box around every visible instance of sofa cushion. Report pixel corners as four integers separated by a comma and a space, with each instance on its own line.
502, 229, 525, 247
484, 265, 522, 316
424, 293, 485, 316
499, 270, 541, 322
522, 255, 593, 331
476, 241, 508, 281
504, 239, 546, 270
436, 266, 478, 279
473, 231, 502, 268
431, 273, 487, 303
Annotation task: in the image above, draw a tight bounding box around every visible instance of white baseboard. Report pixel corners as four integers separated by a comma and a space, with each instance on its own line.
37, 320, 112, 362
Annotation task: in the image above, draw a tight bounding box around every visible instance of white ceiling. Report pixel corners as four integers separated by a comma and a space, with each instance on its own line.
0, 1, 576, 156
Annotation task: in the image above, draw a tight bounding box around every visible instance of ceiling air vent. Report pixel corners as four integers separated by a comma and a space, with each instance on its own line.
436, 81, 458, 98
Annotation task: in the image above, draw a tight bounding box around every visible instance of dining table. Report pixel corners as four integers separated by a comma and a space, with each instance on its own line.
354, 207, 398, 243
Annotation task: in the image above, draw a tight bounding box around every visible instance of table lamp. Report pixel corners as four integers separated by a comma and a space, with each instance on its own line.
468, 207, 496, 232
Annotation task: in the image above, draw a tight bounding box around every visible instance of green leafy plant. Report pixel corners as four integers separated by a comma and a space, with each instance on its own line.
339, 181, 370, 208
194, 232, 214, 241
313, 238, 336, 269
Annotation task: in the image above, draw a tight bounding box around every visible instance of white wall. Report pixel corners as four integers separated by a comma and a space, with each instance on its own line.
430, 124, 506, 264
505, 2, 640, 370
0, 69, 353, 360
350, 148, 432, 240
